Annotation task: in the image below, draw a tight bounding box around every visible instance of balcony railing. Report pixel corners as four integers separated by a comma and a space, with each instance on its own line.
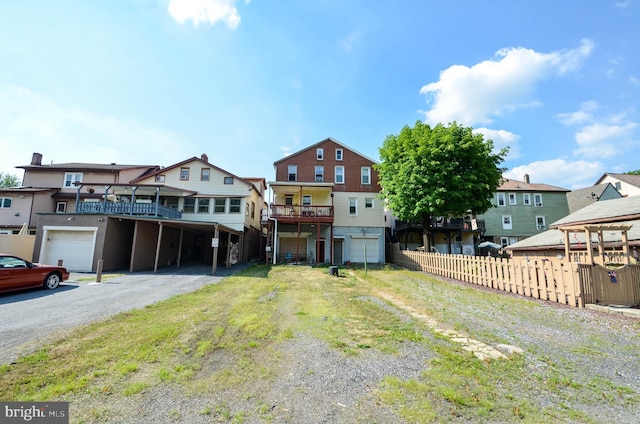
75, 202, 182, 219
396, 218, 485, 232
268, 204, 333, 221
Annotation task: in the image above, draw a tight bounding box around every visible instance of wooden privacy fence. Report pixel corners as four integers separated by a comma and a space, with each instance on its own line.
578, 264, 640, 307
391, 244, 585, 307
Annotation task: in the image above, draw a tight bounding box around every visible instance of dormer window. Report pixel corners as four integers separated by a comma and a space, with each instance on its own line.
316, 148, 324, 160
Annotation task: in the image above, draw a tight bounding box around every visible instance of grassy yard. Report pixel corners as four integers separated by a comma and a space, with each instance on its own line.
1, 264, 638, 423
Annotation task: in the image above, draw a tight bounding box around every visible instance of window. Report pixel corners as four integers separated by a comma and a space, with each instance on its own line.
314, 166, 324, 182
615, 181, 622, 190
497, 193, 506, 206
201, 168, 210, 181
508, 193, 517, 205
502, 215, 512, 230
155, 175, 165, 182
365, 198, 374, 208
536, 216, 546, 230
335, 149, 343, 161
251, 201, 256, 219
349, 198, 357, 215
500, 237, 509, 247
183, 198, 195, 213
288, 165, 297, 182
246, 202, 250, 216
534, 193, 543, 207
0, 197, 12, 208
224, 177, 234, 184
63, 172, 82, 188
197, 198, 210, 213
180, 168, 190, 180
523, 193, 531, 206
361, 167, 371, 185
302, 195, 312, 206
56, 202, 66, 213
285, 195, 293, 206
229, 198, 241, 213
316, 148, 324, 160
214, 198, 226, 213
335, 166, 344, 184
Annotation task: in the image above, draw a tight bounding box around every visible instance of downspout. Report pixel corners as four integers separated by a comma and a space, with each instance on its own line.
269, 217, 278, 265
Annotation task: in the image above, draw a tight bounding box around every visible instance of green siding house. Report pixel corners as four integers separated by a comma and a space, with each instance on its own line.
476, 175, 570, 247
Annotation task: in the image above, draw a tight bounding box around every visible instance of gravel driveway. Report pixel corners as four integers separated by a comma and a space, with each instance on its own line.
0, 264, 248, 365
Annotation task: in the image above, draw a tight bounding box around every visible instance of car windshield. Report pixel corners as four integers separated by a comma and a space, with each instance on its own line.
0, 257, 29, 268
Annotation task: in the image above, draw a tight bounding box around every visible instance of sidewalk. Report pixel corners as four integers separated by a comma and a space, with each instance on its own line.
586, 303, 640, 319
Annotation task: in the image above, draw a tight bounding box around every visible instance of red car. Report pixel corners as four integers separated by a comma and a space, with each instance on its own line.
0, 254, 70, 294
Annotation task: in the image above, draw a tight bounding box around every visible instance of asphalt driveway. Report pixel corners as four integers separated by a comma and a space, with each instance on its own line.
0, 263, 249, 365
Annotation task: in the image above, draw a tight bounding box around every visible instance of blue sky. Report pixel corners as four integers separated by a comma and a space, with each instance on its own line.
1, 0, 638, 190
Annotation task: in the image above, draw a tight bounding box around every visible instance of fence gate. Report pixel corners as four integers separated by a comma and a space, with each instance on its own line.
579, 264, 640, 307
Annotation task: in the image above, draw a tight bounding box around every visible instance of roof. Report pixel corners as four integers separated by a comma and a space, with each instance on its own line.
566, 183, 620, 213
505, 219, 640, 251
132, 156, 262, 193
498, 177, 569, 192
273, 137, 379, 165
17, 162, 159, 172
550, 195, 640, 227
595, 173, 640, 188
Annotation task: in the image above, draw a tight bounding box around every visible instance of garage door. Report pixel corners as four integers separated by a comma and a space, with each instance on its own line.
279, 237, 307, 262
42, 229, 96, 271
350, 237, 379, 263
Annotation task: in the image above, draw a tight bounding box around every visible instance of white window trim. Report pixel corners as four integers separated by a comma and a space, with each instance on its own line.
63, 172, 83, 188
508, 192, 517, 205
302, 195, 312, 206
314, 165, 324, 183
335, 166, 345, 184
536, 216, 546, 230
316, 148, 324, 160
288, 165, 297, 182
361, 167, 371, 185
365, 198, 374, 208
502, 215, 512, 230
348, 198, 358, 216
523, 193, 531, 206
214, 198, 226, 213
497, 193, 506, 206
534, 193, 543, 207
335, 148, 343, 161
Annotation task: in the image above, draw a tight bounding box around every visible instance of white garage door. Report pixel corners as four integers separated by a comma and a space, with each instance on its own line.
350, 237, 379, 263
43, 229, 96, 271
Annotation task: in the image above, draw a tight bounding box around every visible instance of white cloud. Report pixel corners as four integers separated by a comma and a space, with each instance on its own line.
556, 100, 598, 125
474, 127, 521, 159
505, 159, 605, 190
168, 0, 241, 29
420, 39, 593, 127
574, 122, 638, 158
0, 84, 190, 178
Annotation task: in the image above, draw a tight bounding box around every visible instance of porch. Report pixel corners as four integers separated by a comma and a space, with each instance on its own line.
75, 201, 182, 219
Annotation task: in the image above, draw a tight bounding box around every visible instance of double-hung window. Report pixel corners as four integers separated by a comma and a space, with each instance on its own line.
335, 166, 344, 184
361, 167, 371, 185
508, 193, 517, 205
197, 198, 209, 213
288, 165, 297, 182
183, 198, 195, 213
0, 197, 13, 208
536, 216, 546, 230
349, 198, 357, 215
316, 148, 324, 160
497, 193, 506, 206
214, 198, 226, 213
229, 198, 241, 213
502, 215, 512, 230
335, 149, 343, 161
534, 194, 543, 207
180, 168, 190, 180
201, 168, 210, 181
523, 193, 531, 206
315, 166, 324, 182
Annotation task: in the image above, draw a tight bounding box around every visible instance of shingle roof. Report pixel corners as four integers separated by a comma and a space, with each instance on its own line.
498, 177, 569, 192
551, 195, 640, 227
594, 173, 640, 187
566, 183, 617, 213
17, 162, 158, 171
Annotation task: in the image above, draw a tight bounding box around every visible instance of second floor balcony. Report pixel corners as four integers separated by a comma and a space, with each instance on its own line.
267, 204, 334, 223
396, 217, 485, 233
75, 201, 182, 219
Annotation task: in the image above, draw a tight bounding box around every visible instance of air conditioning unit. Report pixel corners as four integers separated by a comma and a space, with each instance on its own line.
537, 225, 546, 230
535, 202, 543, 207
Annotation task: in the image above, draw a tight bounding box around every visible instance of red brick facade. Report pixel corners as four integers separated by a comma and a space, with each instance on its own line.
273, 138, 379, 193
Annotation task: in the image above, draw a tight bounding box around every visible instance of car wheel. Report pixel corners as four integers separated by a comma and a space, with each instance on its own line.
43, 273, 61, 290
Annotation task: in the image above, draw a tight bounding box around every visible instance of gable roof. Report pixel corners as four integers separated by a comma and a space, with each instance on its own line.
550, 195, 640, 228
594, 173, 640, 188
132, 156, 261, 192
566, 183, 621, 213
273, 137, 378, 165
498, 177, 569, 192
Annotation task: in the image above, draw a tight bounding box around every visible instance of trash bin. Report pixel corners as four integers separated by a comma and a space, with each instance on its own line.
328, 266, 339, 276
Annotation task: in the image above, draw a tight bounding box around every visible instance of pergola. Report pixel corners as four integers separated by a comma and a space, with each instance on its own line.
560, 224, 633, 265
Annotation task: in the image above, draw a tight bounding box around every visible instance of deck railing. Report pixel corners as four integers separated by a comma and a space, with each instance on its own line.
269, 204, 333, 219
75, 202, 182, 219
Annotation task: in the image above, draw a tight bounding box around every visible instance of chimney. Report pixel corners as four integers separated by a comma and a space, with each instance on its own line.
31, 152, 42, 166
201, 153, 208, 162
523, 174, 530, 184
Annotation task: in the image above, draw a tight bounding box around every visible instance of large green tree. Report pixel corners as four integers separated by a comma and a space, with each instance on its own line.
625, 169, 640, 175
376, 121, 508, 248
0, 172, 20, 188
